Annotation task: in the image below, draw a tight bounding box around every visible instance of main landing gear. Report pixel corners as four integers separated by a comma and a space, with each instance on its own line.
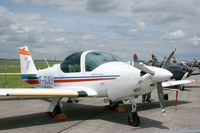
48, 97, 63, 117
52, 105, 62, 117
107, 100, 123, 110
179, 85, 185, 91
128, 97, 140, 127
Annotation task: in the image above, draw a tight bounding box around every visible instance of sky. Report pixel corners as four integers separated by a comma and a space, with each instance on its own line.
0, 0, 200, 61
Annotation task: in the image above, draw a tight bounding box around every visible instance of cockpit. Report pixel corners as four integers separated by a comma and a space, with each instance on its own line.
60, 51, 122, 73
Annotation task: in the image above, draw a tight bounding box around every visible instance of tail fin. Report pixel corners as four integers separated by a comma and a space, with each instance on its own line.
19, 46, 37, 74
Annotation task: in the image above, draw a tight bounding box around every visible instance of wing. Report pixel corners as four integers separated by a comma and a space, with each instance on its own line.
0, 87, 97, 97
191, 73, 200, 76
162, 80, 195, 88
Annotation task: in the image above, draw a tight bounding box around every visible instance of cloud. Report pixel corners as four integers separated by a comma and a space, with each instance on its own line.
5, 1, 200, 60
10, 0, 200, 25
0, 5, 71, 58
0, 5, 109, 59
110, 21, 147, 38
11, 0, 88, 11
86, 0, 200, 23
161, 30, 185, 40
190, 36, 200, 46
129, 21, 146, 33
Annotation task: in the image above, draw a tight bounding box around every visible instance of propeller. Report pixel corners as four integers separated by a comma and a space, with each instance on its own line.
188, 59, 197, 76
157, 82, 166, 113
133, 51, 174, 114
181, 59, 196, 80
161, 48, 176, 68
157, 49, 176, 114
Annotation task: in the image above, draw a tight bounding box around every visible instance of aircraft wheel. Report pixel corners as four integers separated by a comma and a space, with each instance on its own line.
179, 85, 185, 91
164, 94, 169, 100
128, 112, 140, 127
51, 105, 61, 117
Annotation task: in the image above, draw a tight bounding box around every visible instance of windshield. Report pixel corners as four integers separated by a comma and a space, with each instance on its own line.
85, 51, 122, 71
60, 51, 83, 73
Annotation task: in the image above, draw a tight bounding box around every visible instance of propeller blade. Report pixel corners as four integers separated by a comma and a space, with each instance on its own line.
191, 59, 197, 68
181, 72, 189, 80
157, 82, 165, 113
188, 59, 197, 76
161, 48, 176, 68
133, 53, 155, 75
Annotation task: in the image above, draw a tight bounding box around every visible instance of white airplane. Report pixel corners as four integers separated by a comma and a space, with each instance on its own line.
0, 46, 195, 126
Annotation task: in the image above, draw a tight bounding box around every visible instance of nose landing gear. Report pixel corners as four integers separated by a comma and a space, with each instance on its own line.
128, 97, 140, 126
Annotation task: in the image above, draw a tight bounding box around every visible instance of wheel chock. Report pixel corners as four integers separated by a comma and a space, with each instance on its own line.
44, 112, 52, 118
54, 113, 68, 120
115, 106, 125, 113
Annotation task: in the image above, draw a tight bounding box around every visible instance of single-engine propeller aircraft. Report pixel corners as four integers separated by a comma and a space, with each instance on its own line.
0, 46, 195, 126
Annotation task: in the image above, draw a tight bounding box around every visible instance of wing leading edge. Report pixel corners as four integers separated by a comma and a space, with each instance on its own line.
162, 80, 195, 88
0, 87, 97, 97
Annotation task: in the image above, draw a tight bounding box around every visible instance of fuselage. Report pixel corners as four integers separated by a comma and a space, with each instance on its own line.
22, 50, 172, 100
165, 63, 192, 80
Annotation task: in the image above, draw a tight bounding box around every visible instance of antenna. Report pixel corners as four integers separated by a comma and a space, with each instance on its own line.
44, 57, 50, 68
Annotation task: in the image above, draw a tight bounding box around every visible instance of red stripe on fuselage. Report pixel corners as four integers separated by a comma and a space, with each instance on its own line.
23, 78, 117, 85
24, 80, 39, 84
54, 78, 116, 83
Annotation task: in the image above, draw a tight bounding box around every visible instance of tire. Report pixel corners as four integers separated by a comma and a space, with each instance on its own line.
128, 112, 140, 127
164, 94, 169, 100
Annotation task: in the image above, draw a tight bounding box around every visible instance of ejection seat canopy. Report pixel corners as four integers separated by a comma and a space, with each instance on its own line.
60, 51, 122, 73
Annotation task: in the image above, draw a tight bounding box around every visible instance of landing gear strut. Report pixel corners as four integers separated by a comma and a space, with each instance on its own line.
179, 85, 185, 91
51, 105, 62, 117
128, 97, 140, 126
48, 97, 63, 117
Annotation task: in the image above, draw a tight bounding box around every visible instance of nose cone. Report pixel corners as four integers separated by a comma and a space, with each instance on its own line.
153, 67, 173, 82
163, 69, 173, 79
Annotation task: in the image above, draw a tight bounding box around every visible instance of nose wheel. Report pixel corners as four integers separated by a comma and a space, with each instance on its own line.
128, 112, 140, 127
128, 97, 140, 126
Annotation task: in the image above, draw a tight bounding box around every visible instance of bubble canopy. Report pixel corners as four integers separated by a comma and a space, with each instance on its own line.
60, 51, 122, 73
